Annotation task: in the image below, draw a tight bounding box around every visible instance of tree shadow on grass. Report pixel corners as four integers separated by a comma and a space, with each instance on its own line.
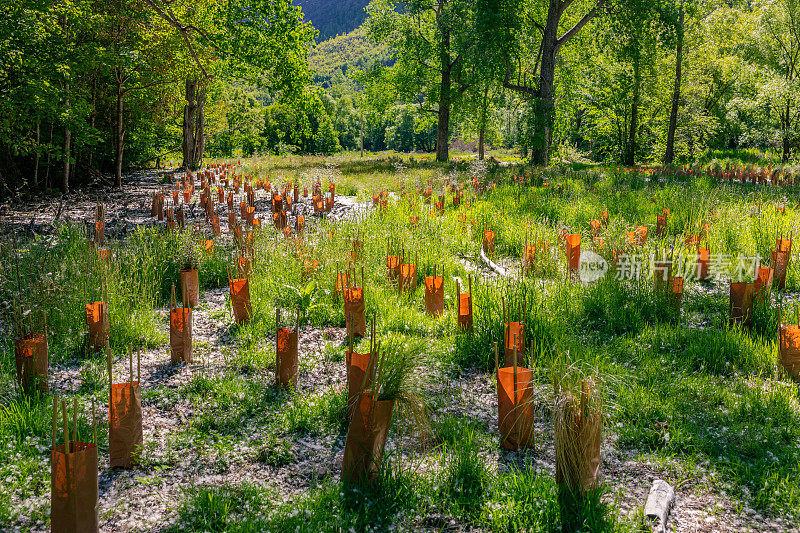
145, 361, 183, 386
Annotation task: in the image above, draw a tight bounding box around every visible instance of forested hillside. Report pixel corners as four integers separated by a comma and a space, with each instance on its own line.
309, 27, 392, 85
294, 0, 370, 41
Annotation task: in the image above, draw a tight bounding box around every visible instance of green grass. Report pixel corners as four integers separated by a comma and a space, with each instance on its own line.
2, 154, 800, 531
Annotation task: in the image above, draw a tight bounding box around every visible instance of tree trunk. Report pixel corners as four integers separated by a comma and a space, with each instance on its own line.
501, 0, 599, 165
478, 84, 490, 160
61, 15, 70, 194
88, 79, 97, 171
45, 123, 53, 190
360, 112, 364, 158
63, 125, 70, 194
115, 86, 125, 188
33, 120, 40, 189
625, 49, 641, 167
435, 27, 451, 163
664, 5, 684, 166
182, 78, 206, 170
531, 1, 561, 166
782, 99, 791, 163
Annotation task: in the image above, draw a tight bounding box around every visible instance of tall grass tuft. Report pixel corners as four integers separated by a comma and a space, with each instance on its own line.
553, 373, 603, 495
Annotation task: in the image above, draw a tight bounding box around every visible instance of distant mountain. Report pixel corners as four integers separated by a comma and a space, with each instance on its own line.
309, 26, 392, 85
294, 0, 371, 41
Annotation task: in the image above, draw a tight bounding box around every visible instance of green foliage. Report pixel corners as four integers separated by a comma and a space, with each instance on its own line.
439, 427, 490, 517
315, 114, 342, 155
0, 0, 315, 193
169, 484, 274, 532
582, 276, 679, 336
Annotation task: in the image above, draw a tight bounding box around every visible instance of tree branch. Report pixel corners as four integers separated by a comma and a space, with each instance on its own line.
142, 0, 212, 79
555, 4, 600, 55
502, 57, 536, 96
124, 77, 182, 95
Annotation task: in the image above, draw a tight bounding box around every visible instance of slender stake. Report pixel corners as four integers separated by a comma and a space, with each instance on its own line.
371, 314, 376, 355
374, 341, 384, 399
456, 279, 461, 321
107, 346, 113, 407
72, 398, 77, 444
182, 270, 188, 309
62, 399, 69, 457
276, 307, 281, 381
92, 397, 97, 445
529, 340, 534, 371
513, 337, 518, 406
52, 395, 57, 449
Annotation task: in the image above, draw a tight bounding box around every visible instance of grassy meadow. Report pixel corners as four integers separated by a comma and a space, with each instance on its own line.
1, 153, 799, 532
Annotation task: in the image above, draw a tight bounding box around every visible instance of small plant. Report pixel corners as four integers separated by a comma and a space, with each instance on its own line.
285, 388, 347, 435
169, 485, 269, 532
280, 280, 329, 326
341, 332, 430, 483
78, 357, 106, 393
751, 286, 781, 339
371, 332, 429, 419
178, 235, 199, 271
255, 435, 294, 466
440, 427, 490, 517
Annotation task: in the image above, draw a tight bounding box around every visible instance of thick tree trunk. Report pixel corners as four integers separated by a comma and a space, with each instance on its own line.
664, 6, 684, 166
531, 1, 562, 166
436, 28, 452, 163
502, 0, 599, 166
115, 87, 125, 188
182, 78, 205, 170
625, 50, 641, 166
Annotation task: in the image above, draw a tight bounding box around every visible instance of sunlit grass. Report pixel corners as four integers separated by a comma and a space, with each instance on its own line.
2, 156, 800, 530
